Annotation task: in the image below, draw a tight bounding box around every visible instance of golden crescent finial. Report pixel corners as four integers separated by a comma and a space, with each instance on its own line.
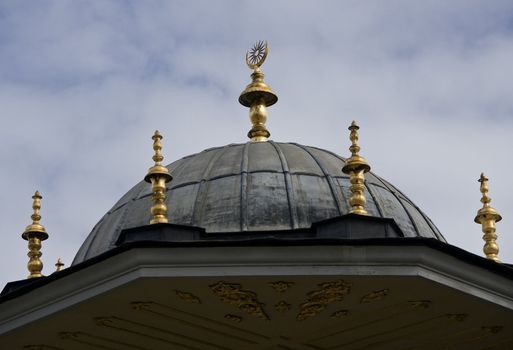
246, 40, 268, 70
240, 41, 277, 142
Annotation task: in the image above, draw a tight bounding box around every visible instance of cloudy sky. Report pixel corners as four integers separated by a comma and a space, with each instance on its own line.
1, 1, 512, 286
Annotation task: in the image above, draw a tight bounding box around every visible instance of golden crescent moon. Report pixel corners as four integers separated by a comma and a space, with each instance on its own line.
246, 40, 268, 70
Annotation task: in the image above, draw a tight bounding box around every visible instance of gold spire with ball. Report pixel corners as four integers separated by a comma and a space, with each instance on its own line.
22, 191, 49, 279
239, 40, 278, 142
474, 173, 502, 262
342, 121, 371, 215
144, 130, 173, 224
55, 258, 64, 272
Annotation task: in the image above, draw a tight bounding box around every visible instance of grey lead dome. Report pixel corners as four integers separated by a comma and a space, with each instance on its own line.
73, 142, 445, 264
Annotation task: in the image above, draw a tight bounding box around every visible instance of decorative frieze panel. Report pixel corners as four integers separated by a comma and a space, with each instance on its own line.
210, 281, 270, 320
268, 281, 294, 293
361, 289, 388, 303
297, 280, 352, 321
274, 301, 292, 313
174, 290, 201, 304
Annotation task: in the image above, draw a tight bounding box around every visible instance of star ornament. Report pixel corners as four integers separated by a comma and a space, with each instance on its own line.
246, 40, 268, 70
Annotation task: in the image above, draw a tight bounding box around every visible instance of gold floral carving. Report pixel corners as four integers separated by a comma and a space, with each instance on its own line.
224, 314, 243, 323
446, 314, 468, 322
131, 301, 153, 311
408, 300, 431, 309
330, 310, 349, 319
482, 326, 503, 334
174, 290, 201, 304
210, 281, 270, 320
360, 289, 388, 303
59, 332, 80, 340
297, 280, 352, 321
95, 317, 116, 327
274, 300, 292, 312
268, 281, 294, 293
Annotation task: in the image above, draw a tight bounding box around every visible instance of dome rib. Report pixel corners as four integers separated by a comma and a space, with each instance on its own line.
269, 141, 299, 229
424, 214, 445, 241
293, 143, 343, 216
72, 183, 146, 265
365, 183, 385, 218
375, 175, 444, 240
240, 142, 250, 231
108, 187, 140, 247
310, 148, 437, 238
72, 219, 101, 264
372, 176, 425, 238
190, 146, 230, 227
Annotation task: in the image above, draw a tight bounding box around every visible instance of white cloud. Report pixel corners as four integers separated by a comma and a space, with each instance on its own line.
1, 0, 512, 286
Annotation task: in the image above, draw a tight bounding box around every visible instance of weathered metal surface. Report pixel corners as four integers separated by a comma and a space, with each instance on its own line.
73, 142, 445, 264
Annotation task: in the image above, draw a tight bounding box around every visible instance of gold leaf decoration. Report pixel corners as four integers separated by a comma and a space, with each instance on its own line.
297, 280, 351, 321
174, 290, 201, 304
59, 332, 80, 340
94, 317, 115, 327
361, 289, 389, 303
210, 281, 270, 320
446, 314, 468, 322
268, 281, 294, 293
330, 310, 349, 319
274, 300, 292, 313
131, 301, 153, 311
408, 300, 431, 309
224, 314, 242, 323
482, 326, 503, 334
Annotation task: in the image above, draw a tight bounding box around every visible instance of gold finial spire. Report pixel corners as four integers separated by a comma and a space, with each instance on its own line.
22, 191, 49, 279
55, 258, 64, 272
474, 173, 502, 262
239, 40, 278, 142
342, 121, 371, 215
144, 130, 173, 224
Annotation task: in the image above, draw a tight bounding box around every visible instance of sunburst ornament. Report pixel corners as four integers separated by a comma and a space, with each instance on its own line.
246, 40, 268, 70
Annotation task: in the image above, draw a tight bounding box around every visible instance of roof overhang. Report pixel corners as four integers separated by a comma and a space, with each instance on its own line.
1, 239, 513, 349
